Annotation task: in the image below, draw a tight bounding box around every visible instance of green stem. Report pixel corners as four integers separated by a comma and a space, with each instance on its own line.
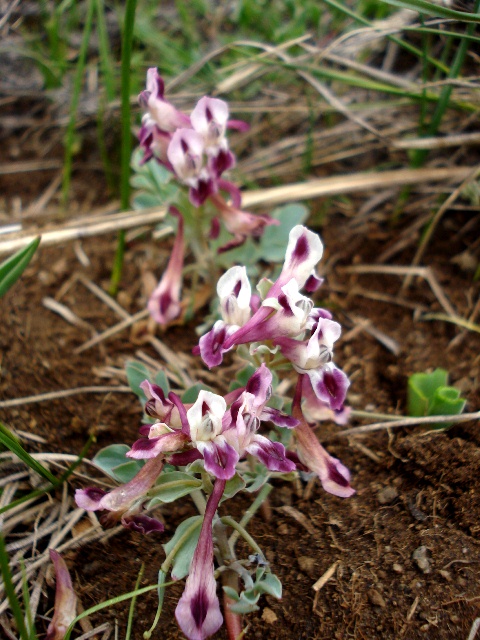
126, 563, 144, 640
143, 570, 167, 640
222, 516, 265, 557
0, 534, 30, 640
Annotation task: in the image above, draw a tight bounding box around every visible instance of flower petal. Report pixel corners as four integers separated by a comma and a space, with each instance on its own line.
308, 364, 350, 412
127, 431, 188, 459
121, 514, 164, 534
217, 266, 251, 326
246, 434, 296, 473
280, 225, 323, 289
198, 439, 239, 480
175, 479, 225, 640
293, 407, 355, 498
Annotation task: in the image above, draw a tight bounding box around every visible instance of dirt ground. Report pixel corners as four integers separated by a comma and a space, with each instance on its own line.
1, 171, 479, 639
1, 19, 480, 635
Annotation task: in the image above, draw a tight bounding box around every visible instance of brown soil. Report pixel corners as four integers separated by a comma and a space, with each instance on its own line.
1, 201, 479, 639
1, 24, 479, 637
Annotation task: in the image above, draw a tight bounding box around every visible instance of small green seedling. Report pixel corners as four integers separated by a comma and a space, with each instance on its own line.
407, 368, 466, 429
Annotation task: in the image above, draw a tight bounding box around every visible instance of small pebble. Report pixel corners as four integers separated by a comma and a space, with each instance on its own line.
393, 563, 404, 573
262, 607, 278, 624
368, 589, 387, 608
297, 556, 316, 577
377, 486, 399, 504
412, 546, 431, 574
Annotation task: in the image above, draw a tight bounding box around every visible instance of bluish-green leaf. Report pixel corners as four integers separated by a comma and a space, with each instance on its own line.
181, 383, 212, 403
255, 572, 282, 599
221, 473, 246, 501
93, 444, 130, 478
154, 370, 170, 395
111, 460, 144, 483
163, 516, 203, 580
125, 360, 150, 401
257, 204, 309, 263
147, 471, 202, 505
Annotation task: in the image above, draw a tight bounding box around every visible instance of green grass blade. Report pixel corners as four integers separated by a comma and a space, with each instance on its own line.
0, 421, 57, 484
61, 0, 96, 205
125, 563, 144, 640
94, 0, 115, 102
322, 0, 450, 73
0, 534, 30, 640
0, 237, 40, 298
20, 560, 37, 640
110, 0, 138, 294
379, 0, 480, 22
412, 0, 480, 166
0, 433, 94, 516
63, 582, 174, 640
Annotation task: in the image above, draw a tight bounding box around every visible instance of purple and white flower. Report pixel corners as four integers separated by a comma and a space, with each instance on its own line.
175, 479, 225, 640
292, 393, 355, 498
187, 391, 239, 480
139, 68, 190, 133
223, 364, 297, 473
75, 455, 166, 533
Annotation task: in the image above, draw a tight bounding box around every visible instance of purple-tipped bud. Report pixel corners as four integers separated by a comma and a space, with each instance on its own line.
148, 208, 185, 326
46, 550, 77, 640
292, 403, 355, 498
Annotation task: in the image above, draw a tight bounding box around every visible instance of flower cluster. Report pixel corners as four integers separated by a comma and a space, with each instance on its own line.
75, 365, 299, 640
138, 68, 275, 250
138, 68, 278, 327
75, 224, 355, 640
195, 225, 350, 423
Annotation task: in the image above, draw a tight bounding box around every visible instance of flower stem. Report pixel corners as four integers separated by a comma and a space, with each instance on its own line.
228, 483, 273, 550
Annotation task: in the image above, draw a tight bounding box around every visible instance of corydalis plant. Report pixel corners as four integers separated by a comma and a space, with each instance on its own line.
75, 224, 354, 640
195, 224, 354, 497
137, 69, 277, 326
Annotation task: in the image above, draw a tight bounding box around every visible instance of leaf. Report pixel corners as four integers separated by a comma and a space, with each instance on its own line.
132, 193, 163, 209
221, 473, 246, 501
255, 572, 282, 599
257, 204, 309, 263
407, 368, 466, 429
147, 471, 202, 505
93, 444, 131, 478
111, 460, 144, 483
125, 360, 150, 401
163, 516, 203, 580
0, 237, 41, 298
154, 370, 170, 395
181, 383, 212, 403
